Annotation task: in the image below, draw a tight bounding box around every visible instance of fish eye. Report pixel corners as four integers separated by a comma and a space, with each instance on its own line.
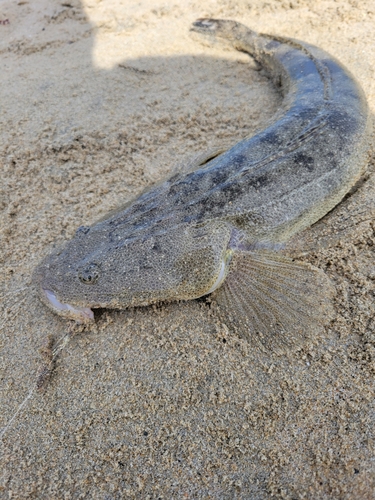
78, 263, 100, 285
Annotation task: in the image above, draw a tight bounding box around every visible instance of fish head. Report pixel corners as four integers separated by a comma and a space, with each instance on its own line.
33, 219, 232, 323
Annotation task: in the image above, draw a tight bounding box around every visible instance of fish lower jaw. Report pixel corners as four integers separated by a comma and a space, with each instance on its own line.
43, 289, 94, 323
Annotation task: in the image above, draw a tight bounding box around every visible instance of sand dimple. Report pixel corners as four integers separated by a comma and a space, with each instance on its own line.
1, 0, 375, 498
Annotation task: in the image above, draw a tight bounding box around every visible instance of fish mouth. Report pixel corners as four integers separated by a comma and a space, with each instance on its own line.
43, 289, 94, 323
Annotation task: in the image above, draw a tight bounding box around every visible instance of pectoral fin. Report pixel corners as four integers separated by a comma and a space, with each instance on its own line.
211, 250, 335, 352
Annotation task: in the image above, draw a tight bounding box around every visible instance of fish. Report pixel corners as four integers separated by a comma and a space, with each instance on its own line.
33, 19, 371, 350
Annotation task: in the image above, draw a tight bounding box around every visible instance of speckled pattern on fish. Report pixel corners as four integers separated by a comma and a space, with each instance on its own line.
33, 19, 371, 349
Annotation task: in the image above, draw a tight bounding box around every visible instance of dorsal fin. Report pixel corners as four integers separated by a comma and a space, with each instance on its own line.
169, 143, 234, 177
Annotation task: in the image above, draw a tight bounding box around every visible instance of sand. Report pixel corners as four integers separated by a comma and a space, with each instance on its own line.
1, 0, 375, 498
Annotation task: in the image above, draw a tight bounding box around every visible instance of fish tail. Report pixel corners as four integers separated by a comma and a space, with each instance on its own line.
190, 18, 259, 52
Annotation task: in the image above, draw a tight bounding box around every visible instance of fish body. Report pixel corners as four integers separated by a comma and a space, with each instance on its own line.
34, 20, 370, 346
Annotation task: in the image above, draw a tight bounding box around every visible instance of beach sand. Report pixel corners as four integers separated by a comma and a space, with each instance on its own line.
1, 0, 375, 497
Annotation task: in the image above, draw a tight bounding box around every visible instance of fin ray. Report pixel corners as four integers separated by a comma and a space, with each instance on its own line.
212, 250, 334, 351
